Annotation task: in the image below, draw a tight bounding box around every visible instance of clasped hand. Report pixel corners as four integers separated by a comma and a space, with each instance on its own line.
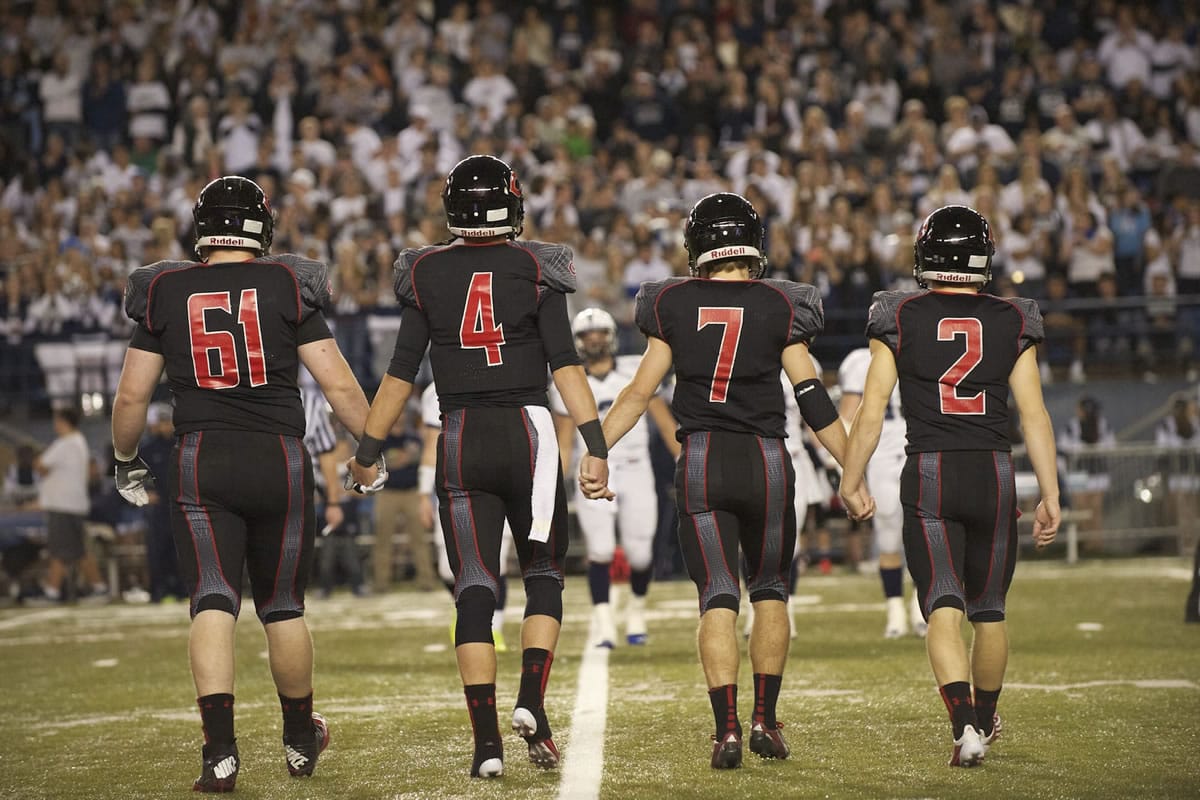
578, 454, 614, 501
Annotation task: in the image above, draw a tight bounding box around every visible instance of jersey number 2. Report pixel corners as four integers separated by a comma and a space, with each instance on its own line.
460, 272, 505, 366
937, 317, 985, 415
188, 290, 268, 390
697, 307, 743, 403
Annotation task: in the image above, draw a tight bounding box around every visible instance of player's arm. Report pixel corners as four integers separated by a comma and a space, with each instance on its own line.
350, 308, 429, 490
838, 340, 897, 521
646, 394, 681, 459
112, 347, 166, 460
299, 338, 370, 439
1009, 346, 1061, 547
601, 336, 673, 452
782, 342, 848, 463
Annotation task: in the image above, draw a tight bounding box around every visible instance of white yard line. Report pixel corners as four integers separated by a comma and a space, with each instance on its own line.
0, 608, 69, 630
556, 628, 610, 800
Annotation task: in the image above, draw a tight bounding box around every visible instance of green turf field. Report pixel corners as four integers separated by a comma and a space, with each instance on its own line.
1, 558, 1197, 800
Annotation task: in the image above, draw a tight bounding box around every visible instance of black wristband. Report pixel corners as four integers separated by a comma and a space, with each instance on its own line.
355, 434, 385, 467
578, 419, 608, 458
794, 378, 840, 431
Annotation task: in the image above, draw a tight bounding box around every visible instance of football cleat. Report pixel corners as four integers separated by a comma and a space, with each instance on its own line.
749, 721, 790, 760
592, 603, 617, 649
884, 596, 908, 639
710, 730, 743, 769
980, 714, 1002, 759
625, 595, 648, 646
512, 707, 559, 769
470, 741, 504, 778
284, 712, 330, 777
949, 725, 985, 767
193, 742, 239, 793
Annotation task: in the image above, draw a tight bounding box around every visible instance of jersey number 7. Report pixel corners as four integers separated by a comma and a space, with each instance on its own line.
460, 272, 506, 366
698, 306, 743, 403
187, 289, 267, 390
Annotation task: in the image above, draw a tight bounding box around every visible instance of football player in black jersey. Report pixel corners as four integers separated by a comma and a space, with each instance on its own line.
839, 205, 1061, 768
111, 176, 373, 792
580, 193, 873, 769
348, 155, 607, 778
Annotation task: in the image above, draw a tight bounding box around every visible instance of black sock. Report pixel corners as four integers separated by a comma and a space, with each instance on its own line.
464, 683, 500, 745
496, 576, 508, 611
587, 562, 610, 604
198, 693, 235, 747
973, 688, 1001, 736
630, 567, 652, 597
938, 681, 977, 739
880, 566, 904, 598
709, 684, 740, 737
752, 673, 782, 727
517, 647, 553, 710
279, 693, 313, 742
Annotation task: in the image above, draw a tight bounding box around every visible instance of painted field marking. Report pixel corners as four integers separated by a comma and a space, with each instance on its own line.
1008, 679, 1198, 691
556, 620, 610, 800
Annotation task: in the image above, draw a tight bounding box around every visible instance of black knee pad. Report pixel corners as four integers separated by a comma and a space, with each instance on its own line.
523, 576, 563, 621
748, 586, 787, 605
194, 593, 239, 619
702, 592, 739, 614
455, 585, 496, 645
261, 609, 304, 625
930, 595, 966, 616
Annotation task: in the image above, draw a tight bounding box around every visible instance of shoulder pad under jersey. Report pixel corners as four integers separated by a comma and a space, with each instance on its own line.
123, 260, 194, 328
393, 245, 443, 308
634, 277, 691, 339
759, 279, 824, 344
268, 253, 332, 313
866, 290, 921, 350
511, 240, 577, 294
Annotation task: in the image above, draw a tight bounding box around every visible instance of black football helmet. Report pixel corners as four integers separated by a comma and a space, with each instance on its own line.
684, 192, 767, 279
193, 176, 273, 258
913, 205, 994, 288
443, 154, 524, 239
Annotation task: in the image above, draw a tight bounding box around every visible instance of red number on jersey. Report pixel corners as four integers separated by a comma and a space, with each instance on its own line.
460, 272, 505, 366
937, 317, 985, 415
697, 306, 744, 403
187, 289, 268, 390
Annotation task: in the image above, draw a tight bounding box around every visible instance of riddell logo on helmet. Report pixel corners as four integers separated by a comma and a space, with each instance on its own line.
708, 246, 751, 259
927, 271, 980, 283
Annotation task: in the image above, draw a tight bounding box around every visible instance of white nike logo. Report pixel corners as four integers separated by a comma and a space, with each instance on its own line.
213, 755, 237, 779
285, 746, 310, 770
797, 385, 816, 395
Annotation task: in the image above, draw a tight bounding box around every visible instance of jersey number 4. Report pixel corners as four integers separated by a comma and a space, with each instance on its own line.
697, 307, 743, 403
460, 272, 506, 366
187, 290, 268, 390
937, 317, 985, 415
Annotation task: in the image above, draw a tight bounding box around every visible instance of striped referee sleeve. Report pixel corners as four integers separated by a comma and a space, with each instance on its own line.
301, 384, 339, 459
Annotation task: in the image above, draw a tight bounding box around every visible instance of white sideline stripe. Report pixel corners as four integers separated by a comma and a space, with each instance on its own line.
0, 608, 69, 630
1009, 679, 1198, 691
557, 630, 609, 800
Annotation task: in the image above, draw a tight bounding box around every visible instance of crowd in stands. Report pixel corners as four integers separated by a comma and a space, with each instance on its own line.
2, 0, 1200, 402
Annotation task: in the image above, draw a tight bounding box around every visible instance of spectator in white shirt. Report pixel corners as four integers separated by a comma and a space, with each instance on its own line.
1085, 95, 1148, 171
945, 106, 1016, 173
1097, 7, 1154, 90
463, 59, 518, 124
217, 92, 262, 175
39, 53, 82, 145
126, 53, 171, 143
295, 115, 336, 170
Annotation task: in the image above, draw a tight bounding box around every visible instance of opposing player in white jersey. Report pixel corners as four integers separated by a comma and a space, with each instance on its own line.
418, 381, 513, 651
838, 347, 925, 638
550, 308, 680, 647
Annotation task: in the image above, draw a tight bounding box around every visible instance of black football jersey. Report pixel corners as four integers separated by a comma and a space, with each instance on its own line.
388, 240, 579, 410
124, 254, 333, 437
866, 290, 1044, 454
636, 278, 823, 439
